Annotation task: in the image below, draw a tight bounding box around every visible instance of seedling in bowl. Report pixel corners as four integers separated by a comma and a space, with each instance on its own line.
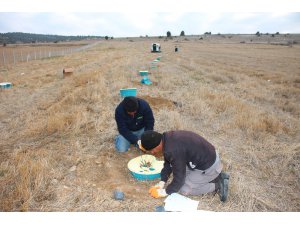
140, 157, 154, 171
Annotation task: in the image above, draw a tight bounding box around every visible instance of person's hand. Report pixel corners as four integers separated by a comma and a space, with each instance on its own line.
137, 140, 146, 152
137, 140, 142, 148
149, 186, 168, 198
154, 181, 165, 189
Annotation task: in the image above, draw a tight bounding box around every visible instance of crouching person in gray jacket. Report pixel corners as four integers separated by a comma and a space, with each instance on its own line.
138, 130, 230, 202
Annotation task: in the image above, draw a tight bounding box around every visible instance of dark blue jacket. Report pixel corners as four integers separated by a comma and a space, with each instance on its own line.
115, 98, 154, 144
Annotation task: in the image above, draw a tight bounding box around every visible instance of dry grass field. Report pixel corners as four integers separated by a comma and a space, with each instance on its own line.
0, 35, 299, 212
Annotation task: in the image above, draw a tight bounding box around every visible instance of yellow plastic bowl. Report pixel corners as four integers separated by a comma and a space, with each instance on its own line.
127, 155, 164, 180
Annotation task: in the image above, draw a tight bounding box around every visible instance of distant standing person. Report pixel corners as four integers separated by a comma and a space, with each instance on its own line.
115, 96, 155, 152
138, 130, 230, 202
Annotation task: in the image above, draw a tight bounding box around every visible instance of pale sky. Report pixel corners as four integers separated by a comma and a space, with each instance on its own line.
1, 1, 300, 37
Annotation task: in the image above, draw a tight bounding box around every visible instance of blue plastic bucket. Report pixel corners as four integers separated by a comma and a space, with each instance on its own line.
130, 171, 161, 180
139, 71, 149, 76
0, 82, 12, 89
141, 77, 152, 85
128, 155, 163, 180
120, 88, 137, 97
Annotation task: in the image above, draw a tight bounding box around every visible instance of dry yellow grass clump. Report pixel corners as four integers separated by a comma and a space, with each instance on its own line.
0, 36, 299, 212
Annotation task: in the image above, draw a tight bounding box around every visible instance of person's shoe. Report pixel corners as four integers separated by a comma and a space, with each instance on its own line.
218, 172, 230, 202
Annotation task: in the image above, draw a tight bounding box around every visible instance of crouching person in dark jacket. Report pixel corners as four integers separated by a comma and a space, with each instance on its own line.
138, 130, 230, 202
115, 96, 154, 152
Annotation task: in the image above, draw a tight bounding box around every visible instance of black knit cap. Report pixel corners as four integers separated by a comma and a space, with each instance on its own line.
123, 96, 138, 112
141, 130, 162, 150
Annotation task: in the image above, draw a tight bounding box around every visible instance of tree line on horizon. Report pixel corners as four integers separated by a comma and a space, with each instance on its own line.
0, 32, 104, 45
1, 30, 290, 45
